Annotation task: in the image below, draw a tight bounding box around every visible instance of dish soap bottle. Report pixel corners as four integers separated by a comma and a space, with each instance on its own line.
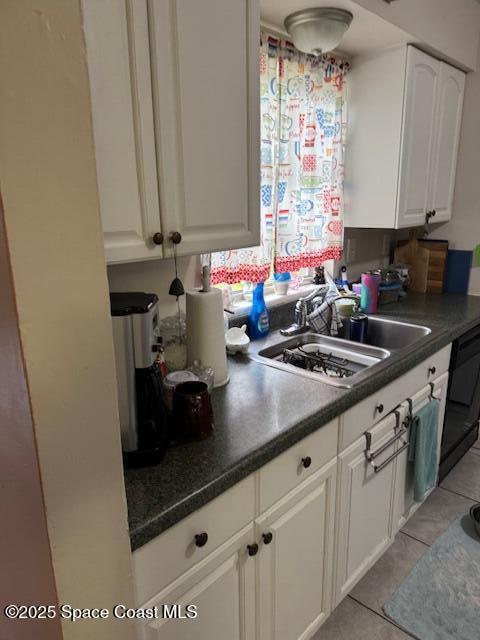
248, 282, 269, 340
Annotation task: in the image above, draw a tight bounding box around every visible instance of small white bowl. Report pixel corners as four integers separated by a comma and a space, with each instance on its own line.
225, 325, 250, 354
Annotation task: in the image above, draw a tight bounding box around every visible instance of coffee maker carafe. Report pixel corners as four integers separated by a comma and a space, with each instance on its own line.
110, 292, 169, 467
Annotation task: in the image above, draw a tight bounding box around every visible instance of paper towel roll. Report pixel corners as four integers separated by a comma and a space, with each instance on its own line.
186, 288, 229, 387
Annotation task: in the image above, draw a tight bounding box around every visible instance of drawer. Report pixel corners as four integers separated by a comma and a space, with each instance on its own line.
258, 418, 338, 513
419, 344, 451, 383
340, 344, 451, 450
402, 371, 449, 416
133, 474, 255, 604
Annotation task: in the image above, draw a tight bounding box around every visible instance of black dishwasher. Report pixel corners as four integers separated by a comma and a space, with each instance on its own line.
439, 324, 480, 481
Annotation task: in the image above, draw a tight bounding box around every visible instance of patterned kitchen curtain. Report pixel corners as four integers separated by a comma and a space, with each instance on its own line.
211, 34, 350, 285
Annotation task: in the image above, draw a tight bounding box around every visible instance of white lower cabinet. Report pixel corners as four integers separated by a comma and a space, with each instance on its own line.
139, 524, 256, 640
137, 460, 337, 640
334, 407, 407, 605
134, 352, 452, 640
392, 372, 449, 533
256, 460, 337, 640
334, 371, 449, 607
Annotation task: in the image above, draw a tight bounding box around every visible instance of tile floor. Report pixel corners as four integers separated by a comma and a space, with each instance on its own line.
314, 443, 480, 639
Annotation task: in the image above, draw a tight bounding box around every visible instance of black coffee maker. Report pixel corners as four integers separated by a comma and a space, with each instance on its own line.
110, 292, 169, 467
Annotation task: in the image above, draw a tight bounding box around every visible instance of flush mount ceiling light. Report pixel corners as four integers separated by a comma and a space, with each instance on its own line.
284, 7, 353, 55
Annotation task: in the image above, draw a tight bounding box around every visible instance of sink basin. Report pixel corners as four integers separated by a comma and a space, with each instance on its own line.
252, 317, 432, 388
348, 316, 431, 350
253, 333, 390, 389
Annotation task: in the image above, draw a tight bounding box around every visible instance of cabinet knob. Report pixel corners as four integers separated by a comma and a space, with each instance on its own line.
194, 532, 208, 548
425, 210, 436, 223
247, 543, 259, 557
376, 403, 384, 414
428, 366, 436, 376
262, 532, 273, 545
152, 232, 164, 245
169, 231, 182, 245
301, 456, 312, 469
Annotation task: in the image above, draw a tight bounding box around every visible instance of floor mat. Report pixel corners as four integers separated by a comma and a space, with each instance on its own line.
384, 516, 480, 640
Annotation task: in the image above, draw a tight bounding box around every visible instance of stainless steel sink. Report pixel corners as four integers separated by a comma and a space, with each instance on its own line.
253, 333, 390, 389
351, 316, 431, 350
252, 317, 432, 388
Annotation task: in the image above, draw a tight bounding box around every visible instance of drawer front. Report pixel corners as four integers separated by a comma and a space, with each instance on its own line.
340, 344, 451, 450
259, 419, 338, 513
420, 344, 451, 384
133, 474, 255, 604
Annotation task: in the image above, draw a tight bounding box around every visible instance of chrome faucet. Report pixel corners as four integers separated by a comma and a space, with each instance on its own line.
280, 286, 329, 336
280, 287, 359, 337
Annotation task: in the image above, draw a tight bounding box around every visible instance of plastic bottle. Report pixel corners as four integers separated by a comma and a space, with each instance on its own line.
273, 272, 291, 295
247, 283, 270, 340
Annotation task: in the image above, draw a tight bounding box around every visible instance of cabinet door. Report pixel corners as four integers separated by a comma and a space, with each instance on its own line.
148, 0, 260, 257
397, 47, 440, 229
334, 408, 406, 606
139, 525, 256, 640
83, 0, 163, 263
393, 373, 449, 533
428, 63, 465, 223
256, 459, 337, 640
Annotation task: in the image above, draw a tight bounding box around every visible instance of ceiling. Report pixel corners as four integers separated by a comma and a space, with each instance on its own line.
260, 0, 412, 57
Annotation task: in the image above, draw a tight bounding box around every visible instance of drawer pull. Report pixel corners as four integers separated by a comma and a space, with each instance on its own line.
428, 366, 436, 376
301, 456, 312, 469
262, 532, 273, 545
375, 403, 384, 415
194, 532, 208, 548
247, 543, 259, 557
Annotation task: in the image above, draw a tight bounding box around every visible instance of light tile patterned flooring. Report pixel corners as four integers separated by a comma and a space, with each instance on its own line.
314, 441, 480, 639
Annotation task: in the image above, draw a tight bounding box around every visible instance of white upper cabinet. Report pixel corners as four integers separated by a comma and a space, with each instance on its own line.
428, 63, 466, 223
397, 48, 440, 228
83, 0, 260, 264
345, 46, 465, 229
148, 0, 260, 258
83, 0, 163, 263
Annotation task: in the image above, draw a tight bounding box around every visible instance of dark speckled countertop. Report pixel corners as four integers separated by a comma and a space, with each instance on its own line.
125, 293, 480, 550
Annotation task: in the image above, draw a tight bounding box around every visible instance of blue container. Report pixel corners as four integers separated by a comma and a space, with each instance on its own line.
349, 313, 368, 343
248, 283, 270, 340
273, 272, 291, 282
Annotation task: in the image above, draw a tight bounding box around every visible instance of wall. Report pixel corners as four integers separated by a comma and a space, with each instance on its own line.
0, 197, 63, 640
334, 228, 392, 281
0, 3, 135, 639
107, 228, 391, 313
353, 0, 480, 71
108, 256, 198, 318
429, 42, 480, 294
